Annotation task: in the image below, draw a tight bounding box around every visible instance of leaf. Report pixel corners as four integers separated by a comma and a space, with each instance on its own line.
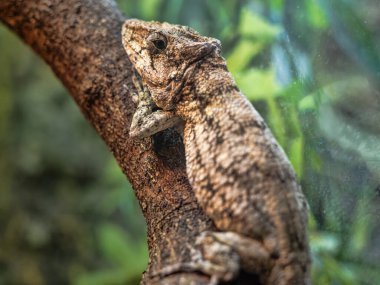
298, 95, 316, 111
346, 263, 380, 285
288, 136, 303, 177
318, 257, 357, 285
138, 0, 162, 19
73, 224, 147, 285
277, 80, 304, 103
227, 40, 264, 73
235, 68, 280, 101
310, 231, 340, 254
266, 97, 285, 147
239, 9, 281, 40
97, 223, 147, 270
306, 0, 328, 29
283, 101, 304, 177
270, 0, 284, 11
310, 150, 322, 172
348, 190, 374, 258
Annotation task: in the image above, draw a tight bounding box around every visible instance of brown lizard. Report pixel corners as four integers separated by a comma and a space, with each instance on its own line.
122, 19, 311, 285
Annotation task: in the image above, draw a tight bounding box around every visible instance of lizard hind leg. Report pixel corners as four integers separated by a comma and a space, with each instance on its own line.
197, 231, 273, 284
148, 232, 240, 285
148, 231, 273, 284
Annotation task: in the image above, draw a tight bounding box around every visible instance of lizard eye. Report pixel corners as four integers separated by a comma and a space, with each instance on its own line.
153, 39, 167, 50
147, 33, 167, 51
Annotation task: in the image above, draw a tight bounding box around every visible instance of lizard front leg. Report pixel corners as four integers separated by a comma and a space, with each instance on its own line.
129, 72, 181, 138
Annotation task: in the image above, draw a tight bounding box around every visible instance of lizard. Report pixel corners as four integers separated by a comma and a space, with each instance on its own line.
122, 19, 311, 285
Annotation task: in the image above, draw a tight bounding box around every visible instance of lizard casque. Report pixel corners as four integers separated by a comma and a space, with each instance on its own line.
122, 19, 311, 285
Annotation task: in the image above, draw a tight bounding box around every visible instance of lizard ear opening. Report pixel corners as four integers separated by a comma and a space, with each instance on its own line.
147, 32, 167, 52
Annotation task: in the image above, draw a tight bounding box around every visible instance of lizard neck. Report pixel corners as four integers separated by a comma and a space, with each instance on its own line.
175, 56, 242, 121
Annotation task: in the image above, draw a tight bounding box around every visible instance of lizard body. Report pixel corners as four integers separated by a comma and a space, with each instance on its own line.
122, 19, 310, 285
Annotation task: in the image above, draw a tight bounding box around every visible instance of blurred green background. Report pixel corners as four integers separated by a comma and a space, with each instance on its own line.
1, 0, 380, 284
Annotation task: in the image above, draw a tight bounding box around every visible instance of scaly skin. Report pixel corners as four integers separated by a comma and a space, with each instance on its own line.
122, 19, 310, 285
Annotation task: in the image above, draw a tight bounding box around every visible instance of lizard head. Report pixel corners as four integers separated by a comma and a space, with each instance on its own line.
122, 19, 221, 110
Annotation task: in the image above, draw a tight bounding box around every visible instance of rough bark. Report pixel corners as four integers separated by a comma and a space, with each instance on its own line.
0, 0, 260, 284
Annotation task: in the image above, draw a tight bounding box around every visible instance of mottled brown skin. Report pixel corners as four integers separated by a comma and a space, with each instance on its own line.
0, 2, 221, 285
122, 19, 311, 285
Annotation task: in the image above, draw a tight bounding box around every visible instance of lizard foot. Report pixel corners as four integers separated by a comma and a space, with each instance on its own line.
149, 261, 228, 285
149, 231, 240, 285
197, 231, 273, 283
149, 231, 273, 284
203, 229, 272, 273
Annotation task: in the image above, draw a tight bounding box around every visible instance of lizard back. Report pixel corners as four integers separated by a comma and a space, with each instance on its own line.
176, 56, 310, 284
122, 19, 311, 284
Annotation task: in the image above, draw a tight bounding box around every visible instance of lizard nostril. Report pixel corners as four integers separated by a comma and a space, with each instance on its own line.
152, 106, 162, 112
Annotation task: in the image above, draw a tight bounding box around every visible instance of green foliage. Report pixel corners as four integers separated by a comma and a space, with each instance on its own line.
239, 9, 281, 40
319, 0, 380, 78
306, 0, 328, 29
235, 68, 280, 99
74, 223, 147, 285
1, 1, 380, 285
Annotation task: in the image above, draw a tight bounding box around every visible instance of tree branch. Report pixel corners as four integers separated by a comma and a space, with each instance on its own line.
0, 1, 263, 284
0, 0, 219, 284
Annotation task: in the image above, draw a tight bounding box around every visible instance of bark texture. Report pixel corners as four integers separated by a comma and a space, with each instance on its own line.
0, 0, 261, 284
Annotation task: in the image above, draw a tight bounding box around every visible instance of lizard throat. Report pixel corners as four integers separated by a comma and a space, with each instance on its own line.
168, 50, 215, 108
170, 61, 200, 100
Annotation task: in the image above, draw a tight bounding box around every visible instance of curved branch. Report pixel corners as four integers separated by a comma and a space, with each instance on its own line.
0, 1, 263, 284
0, 0, 217, 284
